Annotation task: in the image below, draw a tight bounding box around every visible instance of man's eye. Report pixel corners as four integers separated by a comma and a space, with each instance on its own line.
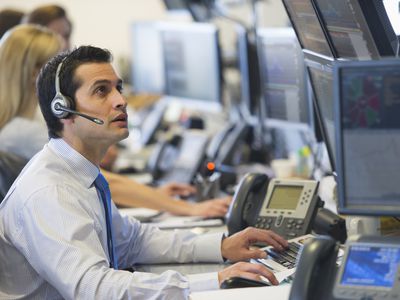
95, 86, 108, 95
117, 84, 123, 94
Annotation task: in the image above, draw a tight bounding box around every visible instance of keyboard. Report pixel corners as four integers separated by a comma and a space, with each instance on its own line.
253, 234, 314, 282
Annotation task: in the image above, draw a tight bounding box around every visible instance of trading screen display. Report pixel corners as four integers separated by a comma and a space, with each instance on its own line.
161, 24, 220, 103
267, 185, 302, 210
313, 0, 380, 59
341, 245, 400, 287
307, 65, 335, 168
258, 29, 310, 126
282, 0, 333, 57
338, 64, 400, 210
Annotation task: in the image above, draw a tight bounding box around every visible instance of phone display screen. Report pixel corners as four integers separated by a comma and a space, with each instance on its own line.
341, 245, 400, 288
266, 185, 302, 210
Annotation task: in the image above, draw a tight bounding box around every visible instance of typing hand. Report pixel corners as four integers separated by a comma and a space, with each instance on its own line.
157, 182, 196, 197
218, 262, 279, 286
189, 196, 232, 218
221, 227, 288, 262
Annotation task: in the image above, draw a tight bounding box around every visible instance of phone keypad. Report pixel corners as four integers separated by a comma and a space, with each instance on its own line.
254, 216, 307, 240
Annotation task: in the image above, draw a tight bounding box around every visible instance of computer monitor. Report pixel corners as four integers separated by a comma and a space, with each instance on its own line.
312, 0, 398, 59
236, 25, 260, 117
257, 28, 312, 131
130, 22, 164, 94
335, 59, 400, 216
304, 51, 336, 171
159, 22, 222, 111
281, 0, 335, 58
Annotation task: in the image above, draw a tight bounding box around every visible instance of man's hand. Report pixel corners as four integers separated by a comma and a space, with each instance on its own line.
218, 262, 279, 286
158, 182, 196, 197
221, 227, 288, 262
189, 196, 232, 218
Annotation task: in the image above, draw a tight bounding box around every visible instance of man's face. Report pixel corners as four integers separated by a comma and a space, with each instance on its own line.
47, 17, 71, 50
70, 62, 129, 146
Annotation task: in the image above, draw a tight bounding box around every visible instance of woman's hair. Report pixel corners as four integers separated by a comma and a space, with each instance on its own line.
0, 24, 62, 129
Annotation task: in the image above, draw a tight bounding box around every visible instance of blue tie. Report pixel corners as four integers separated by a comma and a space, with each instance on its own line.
94, 173, 118, 269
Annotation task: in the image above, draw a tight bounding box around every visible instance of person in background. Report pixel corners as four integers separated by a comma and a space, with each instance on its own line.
22, 4, 71, 51
0, 45, 288, 298
0, 8, 24, 38
0, 24, 230, 217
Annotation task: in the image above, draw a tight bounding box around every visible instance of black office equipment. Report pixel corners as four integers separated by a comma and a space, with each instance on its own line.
220, 276, 270, 289
226, 173, 320, 240
304, 51, 336, 172
0, 151, 27, 201
289, 235, 339, 300
312, 0, 398, 59
236, 25, 261, 118
281, 0, 335, 58
334, 59, 400, 216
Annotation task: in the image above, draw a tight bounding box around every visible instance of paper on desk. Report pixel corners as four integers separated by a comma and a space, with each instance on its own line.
151, 217, 223, 229
119, 208, 161, 222
189, 284, 291, 300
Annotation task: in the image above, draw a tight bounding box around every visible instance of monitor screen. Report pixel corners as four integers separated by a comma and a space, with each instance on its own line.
258, 28, 312, 130
340, 244, 400, 288
131, 22, 164, 94
282, 0, 334, 58
305, 51, 335, 171
159, 22, 221, 107
312, 0, 398, 59
335, 59, 400, 216
236, 25, 260, 117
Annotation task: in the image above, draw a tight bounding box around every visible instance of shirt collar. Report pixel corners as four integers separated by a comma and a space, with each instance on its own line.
48, 138, 99, 189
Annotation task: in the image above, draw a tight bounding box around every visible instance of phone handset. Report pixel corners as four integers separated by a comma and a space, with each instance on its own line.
226, 173, 269, 236
147, 134, 182, 181
289, 236, 339, 300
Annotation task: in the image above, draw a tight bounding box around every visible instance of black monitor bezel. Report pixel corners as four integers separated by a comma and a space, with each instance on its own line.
311, 0, 398, 59
334, 58, 400, 216
304, 50, 336, 172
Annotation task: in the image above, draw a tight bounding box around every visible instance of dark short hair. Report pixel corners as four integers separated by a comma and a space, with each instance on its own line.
0, 9, 24, 38
36, 45, 112, 138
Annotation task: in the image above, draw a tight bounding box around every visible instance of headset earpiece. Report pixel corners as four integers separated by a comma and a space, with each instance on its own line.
51, 94, 73, 119
51, 58, 73, 119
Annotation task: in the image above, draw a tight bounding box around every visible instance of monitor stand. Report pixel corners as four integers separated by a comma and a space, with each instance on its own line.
346, 216, 381, 236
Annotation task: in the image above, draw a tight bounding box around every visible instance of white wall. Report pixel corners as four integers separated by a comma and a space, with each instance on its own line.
0, 0, 288, 77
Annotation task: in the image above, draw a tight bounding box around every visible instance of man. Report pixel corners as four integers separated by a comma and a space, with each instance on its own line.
0, 46, 287, 299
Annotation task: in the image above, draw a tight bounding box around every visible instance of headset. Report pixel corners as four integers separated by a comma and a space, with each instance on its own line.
50, 58, 104, 125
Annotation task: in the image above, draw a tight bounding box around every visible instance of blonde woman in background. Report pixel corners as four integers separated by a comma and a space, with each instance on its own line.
0, 24, 230, 217
0, 24, 62, 159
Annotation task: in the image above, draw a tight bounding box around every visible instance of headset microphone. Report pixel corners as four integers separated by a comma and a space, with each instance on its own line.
53, 102, 104, 125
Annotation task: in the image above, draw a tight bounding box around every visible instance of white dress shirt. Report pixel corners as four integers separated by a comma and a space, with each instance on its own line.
0, 117, 48, 159
0, 138, 224, 299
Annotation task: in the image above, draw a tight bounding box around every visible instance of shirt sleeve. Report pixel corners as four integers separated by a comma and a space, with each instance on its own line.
11, 186, 223, 299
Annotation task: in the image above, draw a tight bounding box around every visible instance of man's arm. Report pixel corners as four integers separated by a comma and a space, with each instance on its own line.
102, 169, 230, 217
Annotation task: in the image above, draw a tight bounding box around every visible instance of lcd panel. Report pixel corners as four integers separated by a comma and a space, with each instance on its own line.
305, 52, 335, 171
282, 0, 334, 57
335, 59, 400, 216
258, 28, 312, 129
313, 0, 398, 59
267, 185, 302, 210
341, 245, 400, 288
160, 22, 221, 105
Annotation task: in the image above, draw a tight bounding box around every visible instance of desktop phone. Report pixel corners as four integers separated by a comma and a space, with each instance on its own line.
333, 236, 400, 300
226, 173, 320, 240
